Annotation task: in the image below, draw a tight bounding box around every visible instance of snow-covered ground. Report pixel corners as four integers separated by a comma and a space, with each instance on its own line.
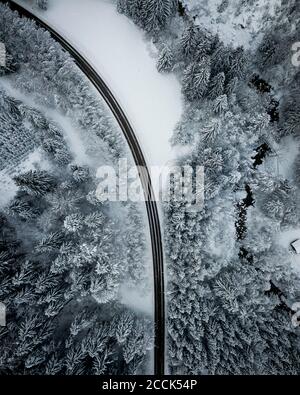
277, 228, 300, 273
263, 135, 300, 274
0, 149, 51, 208
0, 76, 117, 212
183, 0, 281, 50
264, 136, 300, 181
17, 0, 182, 175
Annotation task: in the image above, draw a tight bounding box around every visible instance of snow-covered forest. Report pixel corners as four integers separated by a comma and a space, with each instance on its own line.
117, 0, 300, 374
0, 3, 153, 374
1, 0, 300, 376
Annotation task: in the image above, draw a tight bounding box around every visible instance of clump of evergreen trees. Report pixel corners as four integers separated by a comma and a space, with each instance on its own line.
0, 94, 153, 374
118, 0, 300, 374
36, 0, 48, 10
0, 3, 124, 161
0, 4, 153, 374
117, 0, 178, 33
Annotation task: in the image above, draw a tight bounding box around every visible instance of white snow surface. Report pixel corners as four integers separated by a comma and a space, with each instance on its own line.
0, 77, 112, 206
119, 284, 153, 315
277, 228, 300, 274
0, 149, 52, 209
264, 136, 300, 182
183, 0, 282, 50
18, 0, 183, 173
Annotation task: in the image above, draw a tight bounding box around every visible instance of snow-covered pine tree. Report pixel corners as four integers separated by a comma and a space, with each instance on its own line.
35, 0, 48, 10
117, 0, 177, 32
182, 57, 211, 101
217, 0, 229, 13
157, 44, 174, 72
228, 47, 248, 81
0, 48, 18, 76
213, 94, 228, 114
208, 72, 225, 100
225, 76, 239, 96
179, 25, 201, 59
115, 311, 135, 344
279, 93, 300, 136
13, 170, 56, 197
143, 0, 176, 32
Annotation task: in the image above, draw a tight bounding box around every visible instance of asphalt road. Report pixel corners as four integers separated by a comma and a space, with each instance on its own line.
1, 0, 165, 375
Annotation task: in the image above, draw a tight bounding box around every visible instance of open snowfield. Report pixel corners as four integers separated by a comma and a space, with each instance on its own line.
17, 0, 183, 173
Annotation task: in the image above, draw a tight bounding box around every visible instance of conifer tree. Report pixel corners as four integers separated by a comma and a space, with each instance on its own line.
36, 0, 48, 10
182, 57, 211, 101
157, 44, 174, 72
14, 170, 56, 197
208, 72, 225, 100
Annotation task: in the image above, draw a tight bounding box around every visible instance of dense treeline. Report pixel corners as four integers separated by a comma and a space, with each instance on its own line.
0, 4, 153, 374
0, 3, 124, 161
117, 0, 178, 32
0, 88, 153, 374
118, 0, 300, 374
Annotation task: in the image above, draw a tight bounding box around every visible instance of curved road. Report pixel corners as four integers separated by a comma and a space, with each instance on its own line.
1, 0, 165, 375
